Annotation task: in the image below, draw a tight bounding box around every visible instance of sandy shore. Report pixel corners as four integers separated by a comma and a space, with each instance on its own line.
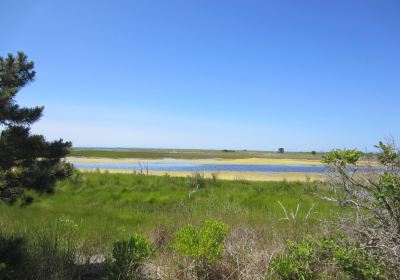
68, 156, 327, 181
78, 168, 325, 182
67, 157, 322, 166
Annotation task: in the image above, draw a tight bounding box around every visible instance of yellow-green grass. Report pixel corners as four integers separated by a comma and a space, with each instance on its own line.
0, 172, 339, 256
69, 148, 326, 160
78, 168, 325, 181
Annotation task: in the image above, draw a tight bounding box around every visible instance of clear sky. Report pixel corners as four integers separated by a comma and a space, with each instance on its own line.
1, 0, 399, 151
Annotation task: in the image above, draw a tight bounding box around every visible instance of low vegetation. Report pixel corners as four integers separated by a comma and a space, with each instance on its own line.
172, 220, 229, 278
271, 235, 386, 279
69, 148, 327, 160
109, 233, 153, 280
3, 148, 399, 279
1, 171, 340, 279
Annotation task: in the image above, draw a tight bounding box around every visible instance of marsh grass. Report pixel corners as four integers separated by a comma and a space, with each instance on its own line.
0, 172, 340, 279
69, 149, 327, 160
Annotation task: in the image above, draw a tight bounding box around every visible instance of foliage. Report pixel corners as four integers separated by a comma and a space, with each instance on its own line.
172, 220, 229, 277
0, 234, 27, 279
211, 172, 219, 183
172, 220, 229, 264
278, 148, 285, 153
271, 235, 386, 280
333, 243, 385, 280
322, 148, 362, 168
271, 236, 319, 279
67, 170, 86, 188
0, 52, 72, 203
109, 233, 153, 280
186, 172, 207, 189
322, 142, 400, 272
0, 223, 80, 280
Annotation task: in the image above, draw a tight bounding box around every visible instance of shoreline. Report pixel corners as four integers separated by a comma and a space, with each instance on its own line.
77, 168, 325, 182
67, 156, 323, 166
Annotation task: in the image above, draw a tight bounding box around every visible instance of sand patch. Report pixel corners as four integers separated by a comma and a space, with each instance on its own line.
77, 168, 325, 182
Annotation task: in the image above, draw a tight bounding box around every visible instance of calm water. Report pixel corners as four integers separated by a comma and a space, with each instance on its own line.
74, 161, 327, 173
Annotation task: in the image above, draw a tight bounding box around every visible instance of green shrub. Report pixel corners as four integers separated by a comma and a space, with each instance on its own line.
0, 222, 83, 280
271, 235, 386, 280
211, 172, 219, 184
0, 234, 27, 279
186, 172, 207, 189
322, 142, 400, 278
67, 170, 85, 188
109, 233, 153, 280
172, 220, 229, 277
271, 236, 320, 280
333, 243, 386, 280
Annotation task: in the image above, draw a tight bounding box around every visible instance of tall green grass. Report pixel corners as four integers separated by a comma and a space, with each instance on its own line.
1, 172, 338, 252
0, 172, 346, 279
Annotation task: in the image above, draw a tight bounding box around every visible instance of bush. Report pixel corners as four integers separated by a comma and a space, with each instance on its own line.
67, 170, 85, 188
271, 236, 319, 280
323, 141, 400, 275
0, 234, 27, 279
109, 233, 153, 280
270, 235, 386, 280
211, 172, 219, 184
334, 244, 385, 280
172, 220, 229, 278
0, 222, 83, 280
186, 172, 207, 189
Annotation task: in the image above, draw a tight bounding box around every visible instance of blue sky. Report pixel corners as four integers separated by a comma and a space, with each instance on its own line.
1, 0, 399, 151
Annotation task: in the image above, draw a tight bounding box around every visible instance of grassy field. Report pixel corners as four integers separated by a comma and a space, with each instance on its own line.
69, 148, 326, 160
0, 172, 341, 279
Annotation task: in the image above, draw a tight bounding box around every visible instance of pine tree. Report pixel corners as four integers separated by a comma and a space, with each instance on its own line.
0, 52, 72, 203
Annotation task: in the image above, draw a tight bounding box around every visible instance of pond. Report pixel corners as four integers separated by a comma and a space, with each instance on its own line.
73, 161, 328, 173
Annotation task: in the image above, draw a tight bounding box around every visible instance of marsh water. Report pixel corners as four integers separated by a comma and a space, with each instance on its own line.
73, 161, 327, 173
